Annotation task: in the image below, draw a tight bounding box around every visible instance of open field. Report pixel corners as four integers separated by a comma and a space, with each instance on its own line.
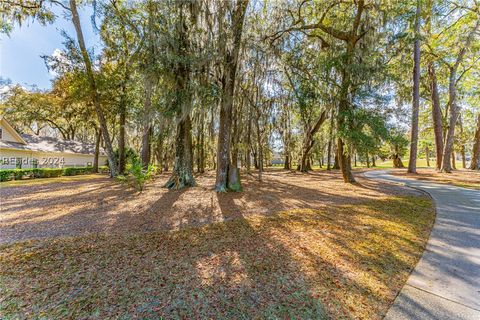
0, 170, 434, 319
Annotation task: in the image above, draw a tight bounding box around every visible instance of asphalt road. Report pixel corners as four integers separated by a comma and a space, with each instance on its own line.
364, 170, 480, 320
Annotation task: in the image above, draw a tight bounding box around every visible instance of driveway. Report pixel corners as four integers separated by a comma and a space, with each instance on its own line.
364, 170, 480, 320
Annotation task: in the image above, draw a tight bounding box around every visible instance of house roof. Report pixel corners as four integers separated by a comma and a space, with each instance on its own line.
0, 133, 106, 156
0, 116, 27, 144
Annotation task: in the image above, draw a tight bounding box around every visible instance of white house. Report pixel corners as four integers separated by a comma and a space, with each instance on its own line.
0, 116, 107, 169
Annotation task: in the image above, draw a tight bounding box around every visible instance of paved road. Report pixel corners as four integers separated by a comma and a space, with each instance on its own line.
364, 171, 480, 320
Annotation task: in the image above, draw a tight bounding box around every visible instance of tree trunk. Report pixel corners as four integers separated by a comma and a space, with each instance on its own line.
337, 137, 355, 182
165, 1, 195, 189
470, 114, 480, 170
214, 0, 248, 192
256, 116, 263, 181
93, 126, 101, 173
337, 70, 355, 181
333, 152, 340, 169
231, 104, 240, 168
458, 115, 466, 169
451, 151, 457, 170
246, 109, 252, 173
156, 134, 164, 174
165, 114, 195, 189
284, 154, 290, 170
299, 110, 328, 172
425, 145, 430, 167
198, 113, 205, 173
441, 18, 480, 172
253, 150, 258, 169
442, 70, 460, 173
372, 155, 376, 167
141, 75, 154, 168
393, 154, 405, 168
428, 63, 444, 170
118, 102, 126, 174
69, 0, 117, 177
326, 108, 335, 170
408, 0, 421, 174
227, 164, 242, 191
393, 155, 405, 168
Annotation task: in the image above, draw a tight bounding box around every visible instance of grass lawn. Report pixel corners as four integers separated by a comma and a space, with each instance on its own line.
391, 168, 480, 190
0, 170, 435, 319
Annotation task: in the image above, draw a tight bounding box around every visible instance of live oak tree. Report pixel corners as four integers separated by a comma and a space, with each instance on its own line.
214, 0, 249, 192
2, 0, 480, 191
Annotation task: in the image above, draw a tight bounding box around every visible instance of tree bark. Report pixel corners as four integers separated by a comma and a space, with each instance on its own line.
141, 75, 154, 168
93, 126, 101, 173
165, 114, 195, 189
165, 1, 195, 189
246, 107, 252, 172
407, 0, 421, 174
299, 110, 328, 172
197, 112, 205, 173
215, 0, 248, 192
69, 0, 117, 177
458, 115, 466, 169
118, 99, 126, 174
256, 114, 263, 181
326, 108, 335, 170
451, 151, 456, 170
441, 18, 480, 172
428, 63, 443, 170
425, 145, 430, 167
470, 114, 480, 170
156, 134, 164, 174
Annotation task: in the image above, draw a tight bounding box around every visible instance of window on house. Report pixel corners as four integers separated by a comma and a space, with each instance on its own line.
32, 158, 38, 169
16, 157, 22, 169
0, 128, 3, 140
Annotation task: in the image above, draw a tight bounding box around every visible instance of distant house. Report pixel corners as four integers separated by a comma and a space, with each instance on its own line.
0, 116, 107, 169
270, 151, 284, 165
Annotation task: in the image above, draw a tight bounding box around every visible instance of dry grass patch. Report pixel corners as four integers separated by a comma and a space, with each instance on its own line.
391, 168, 480, 189
1, 169, 424, 244
0, 194, 434, 319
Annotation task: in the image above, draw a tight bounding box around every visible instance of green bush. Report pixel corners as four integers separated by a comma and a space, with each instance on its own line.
0, 167, 97, 182
0, 170, 15, 182
99, 166, 110, 174
64, 167, 94, 176
0, 168, 63, 181
117, 160, 156, 191
39, 168, 63, 178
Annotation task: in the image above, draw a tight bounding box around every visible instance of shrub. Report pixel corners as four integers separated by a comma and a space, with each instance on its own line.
41, 168, 63, 178
0, 168, 63, 181
117, 160, 156, 191
64, 167, 94, 176
99, 166, 110, 174
0, 170, 15, 182
0, 167, 95, 182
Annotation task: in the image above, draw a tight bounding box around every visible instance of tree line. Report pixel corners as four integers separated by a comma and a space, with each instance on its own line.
1, 0, 479, 191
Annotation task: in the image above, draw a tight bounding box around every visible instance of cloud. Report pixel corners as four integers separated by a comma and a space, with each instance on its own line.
47, 48, 67, 77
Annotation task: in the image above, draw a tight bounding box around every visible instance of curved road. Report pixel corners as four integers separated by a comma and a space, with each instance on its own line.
364, 170, 480, 319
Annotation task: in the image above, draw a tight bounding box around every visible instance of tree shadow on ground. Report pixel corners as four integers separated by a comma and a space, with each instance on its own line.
0, 169, 436, 319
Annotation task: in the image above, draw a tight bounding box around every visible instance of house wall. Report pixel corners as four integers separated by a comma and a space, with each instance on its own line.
0, 148, 108, 169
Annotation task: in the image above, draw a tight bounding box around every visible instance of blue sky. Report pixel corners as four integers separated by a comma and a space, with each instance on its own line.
0, 5, 99, 90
